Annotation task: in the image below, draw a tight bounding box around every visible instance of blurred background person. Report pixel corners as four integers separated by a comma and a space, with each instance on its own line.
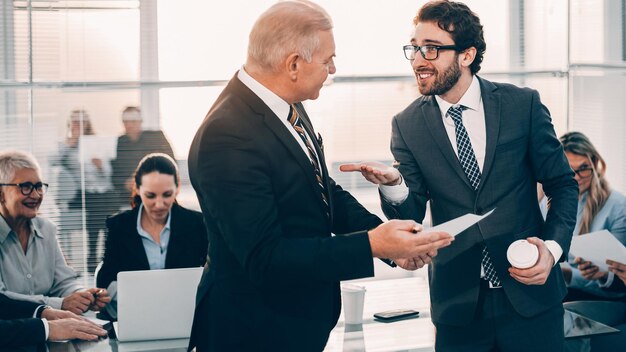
97, 153, 207, 320
52, 109, 116, 273
0, 150, 110, 315
559, 131, 626, 301
0, 293, 107, 349
111, 106, 174, 210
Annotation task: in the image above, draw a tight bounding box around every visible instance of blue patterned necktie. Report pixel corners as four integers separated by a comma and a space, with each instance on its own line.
448, 105, 501, 287
288, 105, 330, 217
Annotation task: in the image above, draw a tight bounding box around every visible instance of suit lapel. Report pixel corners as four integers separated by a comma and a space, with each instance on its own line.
232, 76, 331, 222
125, 208, 150, 269
477, 77, 500, 191
421, 97, 473, 189
164, 204, 180, 268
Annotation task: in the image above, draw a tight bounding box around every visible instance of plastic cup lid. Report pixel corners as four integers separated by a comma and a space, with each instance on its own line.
507, 240, 539, 268
341, 284, 366, 292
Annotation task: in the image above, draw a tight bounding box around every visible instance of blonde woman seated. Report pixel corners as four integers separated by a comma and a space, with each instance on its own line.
559, 132, 626, 301
97, 153, 207, 320
0, 150, 110, 314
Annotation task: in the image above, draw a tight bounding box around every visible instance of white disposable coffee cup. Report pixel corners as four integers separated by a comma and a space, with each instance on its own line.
507, 239, 539, 269
341, 284, 366, 324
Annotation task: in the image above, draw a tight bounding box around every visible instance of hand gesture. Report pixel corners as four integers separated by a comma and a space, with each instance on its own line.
61, 290, 95, 314
339, 161, 401, 186
368, 220, 453, 260
607, 260, 626, 285
91, 158, 103, 171
86, 287, 111, 311
393, 249, 438, 271
41, 307, 79, 320
575, 257, 607, 281
48, 318, 107, 342
508, 237, 554, 285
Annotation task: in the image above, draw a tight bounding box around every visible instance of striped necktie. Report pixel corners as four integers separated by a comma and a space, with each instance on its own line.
288, 105, 329, 217
448, 105, 501, 287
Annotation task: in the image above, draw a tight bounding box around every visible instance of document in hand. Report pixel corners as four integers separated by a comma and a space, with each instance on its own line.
425, 209, 495, 237
569, 230, 626, 272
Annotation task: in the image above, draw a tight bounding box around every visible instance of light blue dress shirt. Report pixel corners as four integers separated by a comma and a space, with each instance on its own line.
567, 190, 626, 298
136, 204, 171, 270
0, 215, 83, 309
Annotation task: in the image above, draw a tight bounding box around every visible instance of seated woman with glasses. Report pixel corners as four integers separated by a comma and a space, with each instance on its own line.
97, 153, 207, 320
559, 132, 626, 301
0, 150, 110, 314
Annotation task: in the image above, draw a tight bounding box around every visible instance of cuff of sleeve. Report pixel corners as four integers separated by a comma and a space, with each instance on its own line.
47, 297, 64, 310
41, 318, 49, 341
597, 271, 615, 288
544, 240, 563, 266
33, 305, 45, 318
379, 177, 409, 205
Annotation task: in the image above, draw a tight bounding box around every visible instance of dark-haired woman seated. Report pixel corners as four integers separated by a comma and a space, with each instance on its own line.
97, 153, 207, 320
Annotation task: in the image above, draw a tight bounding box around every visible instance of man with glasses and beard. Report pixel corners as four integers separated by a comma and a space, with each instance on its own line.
341, 1, 578, 350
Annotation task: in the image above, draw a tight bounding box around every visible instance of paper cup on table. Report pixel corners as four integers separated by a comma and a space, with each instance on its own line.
507, 239, 539, 269
341, 284, 366, 324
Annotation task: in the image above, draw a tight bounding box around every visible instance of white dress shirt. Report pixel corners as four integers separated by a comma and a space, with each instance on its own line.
380, 75, 562, 269
237, 67, 323, 174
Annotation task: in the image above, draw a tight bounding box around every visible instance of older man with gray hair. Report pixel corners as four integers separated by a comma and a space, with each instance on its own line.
186, 1, 453, 351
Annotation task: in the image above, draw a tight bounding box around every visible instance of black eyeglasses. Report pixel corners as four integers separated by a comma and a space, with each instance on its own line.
403, 44, 460, 61
572, 165, 593, 178
0, 182, 49, 196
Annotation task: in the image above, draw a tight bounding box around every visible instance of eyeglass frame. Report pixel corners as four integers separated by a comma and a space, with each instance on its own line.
572, 165, 593, 178
0, 182, 49, 196
403, 44, 461, 61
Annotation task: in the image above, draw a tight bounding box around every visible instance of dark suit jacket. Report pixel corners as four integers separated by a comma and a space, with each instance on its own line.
97, 203, 208, 290
0, 294, 46, 348
382, 77, 579, 326
187, 73, 382, 351
111, 130, 174, 206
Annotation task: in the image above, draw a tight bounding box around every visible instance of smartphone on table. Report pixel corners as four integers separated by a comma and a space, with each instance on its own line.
373, 309, 420, 323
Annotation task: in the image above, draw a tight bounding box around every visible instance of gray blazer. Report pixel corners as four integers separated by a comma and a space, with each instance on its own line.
382, 76, 579, 326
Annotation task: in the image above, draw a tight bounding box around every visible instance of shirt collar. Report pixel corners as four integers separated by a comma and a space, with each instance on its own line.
0, 214, 43, 244
435, 75, 482, 115
136, 204, 172, 233
237, 66, 291, 122
0, 214, 10, 243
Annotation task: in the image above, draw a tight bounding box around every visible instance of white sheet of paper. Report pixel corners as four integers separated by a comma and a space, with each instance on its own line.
425, 208, 495, 237
569, 230, 626, 272
79, 135, 117, 161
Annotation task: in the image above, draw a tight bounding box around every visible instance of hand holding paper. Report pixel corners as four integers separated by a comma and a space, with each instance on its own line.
393, 209, 495, 271
569, 230, 626, 272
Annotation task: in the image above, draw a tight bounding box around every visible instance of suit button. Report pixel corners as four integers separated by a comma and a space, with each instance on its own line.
26, 274, 32, 279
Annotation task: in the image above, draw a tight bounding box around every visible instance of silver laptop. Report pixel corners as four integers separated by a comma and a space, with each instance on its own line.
113, 267, 203, 342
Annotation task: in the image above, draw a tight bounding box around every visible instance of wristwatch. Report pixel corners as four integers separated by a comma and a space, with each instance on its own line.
36, 305, 52, 319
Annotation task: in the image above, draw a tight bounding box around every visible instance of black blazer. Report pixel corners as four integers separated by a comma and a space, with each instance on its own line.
187, 74, 382, 351
0, 294, 46, 348
382, 77, 579, 326
97, 203, 208, 290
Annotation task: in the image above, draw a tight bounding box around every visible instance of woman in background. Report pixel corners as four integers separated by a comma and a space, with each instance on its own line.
559, 131, 626, 301
97, 153, 207, 320
53, 109, 116, 272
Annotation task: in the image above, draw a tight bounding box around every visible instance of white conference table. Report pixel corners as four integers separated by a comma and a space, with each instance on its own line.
48, 276, 433, 352
324, 276, 435, 352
